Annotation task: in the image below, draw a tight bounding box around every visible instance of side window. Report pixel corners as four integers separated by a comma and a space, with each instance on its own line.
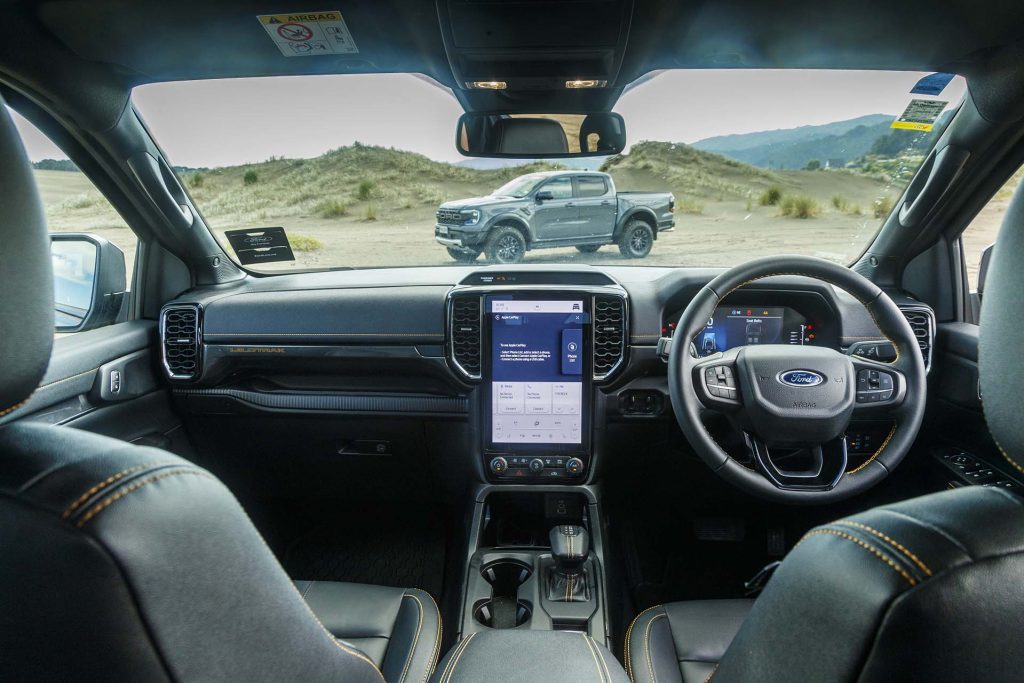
10, 107, 137, 333
961, 167, 1024, 292
543, 176, 574, 200
577, 176, 608, 198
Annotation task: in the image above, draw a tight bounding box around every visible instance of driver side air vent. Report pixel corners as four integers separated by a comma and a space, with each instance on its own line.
900, 306, 934, 371
593, 294, 627, 380
161, 304, 202, 380
450, 295, 482, 379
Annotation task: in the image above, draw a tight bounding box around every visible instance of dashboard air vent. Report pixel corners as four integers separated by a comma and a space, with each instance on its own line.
450, 295, 482, 379
161, 304, 202, 380
593, 294, 626, 380
900, 306, 934, 371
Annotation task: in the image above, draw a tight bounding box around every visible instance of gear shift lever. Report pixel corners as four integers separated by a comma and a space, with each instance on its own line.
548, 525, 590, 602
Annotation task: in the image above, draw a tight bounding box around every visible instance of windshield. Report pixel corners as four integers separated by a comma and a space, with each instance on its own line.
493, 174, 548, 198
132, 70, 965, 272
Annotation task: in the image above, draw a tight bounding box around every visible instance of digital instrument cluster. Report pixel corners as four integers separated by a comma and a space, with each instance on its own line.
664, 305, 830, 356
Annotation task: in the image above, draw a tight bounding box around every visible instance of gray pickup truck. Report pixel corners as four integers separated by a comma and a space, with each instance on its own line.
434, 170, 674, 263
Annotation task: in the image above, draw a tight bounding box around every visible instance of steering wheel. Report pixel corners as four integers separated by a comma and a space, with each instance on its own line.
667, 256, 927, 504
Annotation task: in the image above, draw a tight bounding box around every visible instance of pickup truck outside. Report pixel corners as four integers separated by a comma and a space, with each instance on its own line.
434, 170, 675, 263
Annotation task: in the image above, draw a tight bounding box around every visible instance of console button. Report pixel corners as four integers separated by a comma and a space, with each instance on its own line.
528, 458, 545, 474
489, 457, 508, 475
565, 457, 585, 476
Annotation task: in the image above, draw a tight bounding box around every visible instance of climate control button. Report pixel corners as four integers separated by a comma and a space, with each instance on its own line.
528, 458, 545, 474
566, 457, 585, 476
489, 457, 508, 475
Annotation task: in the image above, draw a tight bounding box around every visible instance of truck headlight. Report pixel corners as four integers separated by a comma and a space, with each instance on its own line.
462, 210, 481, 225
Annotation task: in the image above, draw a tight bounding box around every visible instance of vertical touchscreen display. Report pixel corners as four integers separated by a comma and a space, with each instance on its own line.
489, 298, 587, 445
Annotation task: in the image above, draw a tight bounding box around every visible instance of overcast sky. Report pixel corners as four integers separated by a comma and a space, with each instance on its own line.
13, 70, 965, 167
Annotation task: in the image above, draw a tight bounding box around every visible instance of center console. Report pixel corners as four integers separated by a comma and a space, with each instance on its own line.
446, 272, 629, 486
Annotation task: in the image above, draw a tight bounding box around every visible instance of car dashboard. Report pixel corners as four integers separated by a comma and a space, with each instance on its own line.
160, 264, 933, 488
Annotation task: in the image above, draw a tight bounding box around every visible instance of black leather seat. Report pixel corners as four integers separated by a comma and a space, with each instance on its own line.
0, 100, 439, 682
626, 183, 1024, 682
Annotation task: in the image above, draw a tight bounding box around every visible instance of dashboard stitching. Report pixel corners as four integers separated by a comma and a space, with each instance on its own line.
205, 332, 443, 337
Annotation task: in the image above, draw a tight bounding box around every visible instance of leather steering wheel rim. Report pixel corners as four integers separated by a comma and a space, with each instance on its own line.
667, 255, 927, 505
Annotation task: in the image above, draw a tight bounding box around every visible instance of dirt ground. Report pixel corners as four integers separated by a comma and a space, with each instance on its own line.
35, 168, 1016, 285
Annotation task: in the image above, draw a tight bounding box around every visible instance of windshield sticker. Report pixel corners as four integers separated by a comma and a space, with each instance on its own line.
257, 11, 359, 57
910, 72, 955, 96
891, 99, 949, 132
225, 227, 296, 264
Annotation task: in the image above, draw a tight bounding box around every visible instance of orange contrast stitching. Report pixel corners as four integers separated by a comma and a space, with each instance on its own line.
62, 463, 163, 519
624, 604, 661, 681
798, 528, 916, 586
76, 469, 211, 528
847, 423, 897, 475
644, 612, 667, 683
833, 520, 932, 576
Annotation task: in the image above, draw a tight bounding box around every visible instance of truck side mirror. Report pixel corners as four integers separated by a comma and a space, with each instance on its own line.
51, 233, 127, 332
535, 190, 554, 203
977, 242, 994, 298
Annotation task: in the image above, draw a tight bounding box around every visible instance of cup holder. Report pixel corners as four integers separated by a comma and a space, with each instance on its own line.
474, 559, 533, 628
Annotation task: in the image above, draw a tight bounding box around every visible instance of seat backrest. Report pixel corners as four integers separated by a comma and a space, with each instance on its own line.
0, 99, 382, 682
711, 163, 1024, 682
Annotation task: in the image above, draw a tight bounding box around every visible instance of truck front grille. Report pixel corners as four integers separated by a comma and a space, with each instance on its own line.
437, 209, 463, 225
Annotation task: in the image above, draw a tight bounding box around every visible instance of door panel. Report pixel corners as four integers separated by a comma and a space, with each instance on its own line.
533, 176, 578, 241
575, 176, 616, 238
1, 321, 193, 456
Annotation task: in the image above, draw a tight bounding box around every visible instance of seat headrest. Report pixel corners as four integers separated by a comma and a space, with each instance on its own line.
0, 99, 53, 415
979, 181, 1024, 473
495, 117, 569, 155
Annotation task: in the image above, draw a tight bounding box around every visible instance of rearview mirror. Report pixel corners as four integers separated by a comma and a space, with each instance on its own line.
457, 112, 626, 158
51, 233, 127, 332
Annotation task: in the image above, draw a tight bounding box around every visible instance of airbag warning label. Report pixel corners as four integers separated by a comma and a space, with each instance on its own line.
257, 11, 359, 57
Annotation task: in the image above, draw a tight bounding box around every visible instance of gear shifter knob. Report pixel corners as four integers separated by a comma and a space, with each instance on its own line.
549, 525, 590, 574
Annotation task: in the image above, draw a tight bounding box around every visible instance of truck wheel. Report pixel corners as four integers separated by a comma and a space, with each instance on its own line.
446, 247, 480, 262
575, 245, 601, 253
486, 226, 527, 264
618, 221, 654, 258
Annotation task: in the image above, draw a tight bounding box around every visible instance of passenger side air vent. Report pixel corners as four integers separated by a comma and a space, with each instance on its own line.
161, 304, 202, 380
593, 294, 627, 380
450, 295, 482, 379
900, 306, 934, 371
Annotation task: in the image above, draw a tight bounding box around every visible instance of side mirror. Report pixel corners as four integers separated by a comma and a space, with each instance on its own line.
535, 190, 554, 203
977, 242, 994, 298
51, 233, 127, 332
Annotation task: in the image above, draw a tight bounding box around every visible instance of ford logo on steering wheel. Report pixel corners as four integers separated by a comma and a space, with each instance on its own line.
777, 370, 825, 387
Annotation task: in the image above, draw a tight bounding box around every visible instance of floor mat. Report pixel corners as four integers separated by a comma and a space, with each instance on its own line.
283, 506, 447, 598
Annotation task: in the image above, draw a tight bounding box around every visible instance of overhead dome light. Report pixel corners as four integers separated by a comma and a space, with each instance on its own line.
566, 80, 607, 89
467, 81, 507, 90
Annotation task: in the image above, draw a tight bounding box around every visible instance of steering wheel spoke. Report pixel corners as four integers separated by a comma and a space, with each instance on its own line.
744, 432, 848, 491
692, 348, 742, 409
850, 356, 907, 412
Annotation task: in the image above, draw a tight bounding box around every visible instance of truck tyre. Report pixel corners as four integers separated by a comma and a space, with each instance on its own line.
486, 225, 527, 264
446, 247, 480, 262
618, 220, 654, 258
575, 245, 601, 253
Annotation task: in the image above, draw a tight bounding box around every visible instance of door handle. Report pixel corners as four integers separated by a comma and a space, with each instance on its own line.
566, 202, 576, 207
600, 200, 612, 206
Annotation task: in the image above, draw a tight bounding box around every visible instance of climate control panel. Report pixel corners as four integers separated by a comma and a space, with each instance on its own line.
485, 453, 587, 482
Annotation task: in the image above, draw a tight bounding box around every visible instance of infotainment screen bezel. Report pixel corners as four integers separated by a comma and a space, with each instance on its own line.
482, 291, 593, 454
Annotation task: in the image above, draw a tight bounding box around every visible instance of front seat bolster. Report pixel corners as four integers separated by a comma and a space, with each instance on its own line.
625, 600, 752, 683
297, 580, 441, 682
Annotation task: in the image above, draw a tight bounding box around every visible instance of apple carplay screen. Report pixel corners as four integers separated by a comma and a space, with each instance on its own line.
485, 295, 591, 452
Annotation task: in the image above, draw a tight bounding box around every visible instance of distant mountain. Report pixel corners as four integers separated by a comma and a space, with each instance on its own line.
693, 114, 897, 170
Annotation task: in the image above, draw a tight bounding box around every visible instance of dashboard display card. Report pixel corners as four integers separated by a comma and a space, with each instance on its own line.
488, 299, 588, 446
225, 227, 295, 264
